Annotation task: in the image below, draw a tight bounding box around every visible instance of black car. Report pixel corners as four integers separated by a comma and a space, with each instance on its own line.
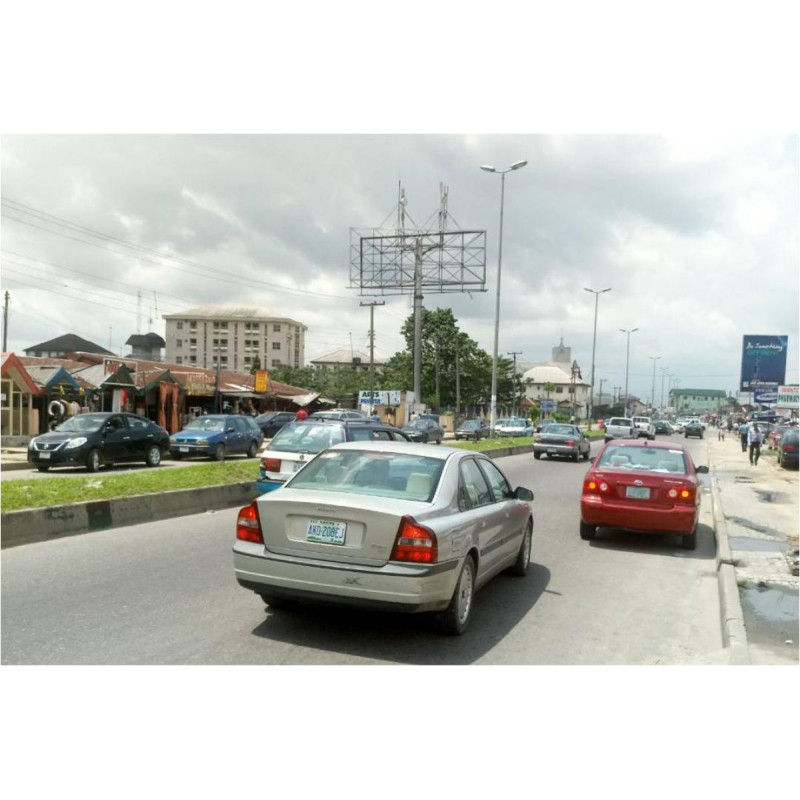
654, 420, 673, 435
454, 419, 490, 441
684, 420, 704, 439
777, 428, 798, 469
401, 418, 445, 443
533, 423, 591, 461
255, 410, 297, 438
27, 412, 170, 472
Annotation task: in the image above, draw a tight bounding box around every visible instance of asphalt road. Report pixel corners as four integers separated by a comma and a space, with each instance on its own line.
1, 436, 724, 665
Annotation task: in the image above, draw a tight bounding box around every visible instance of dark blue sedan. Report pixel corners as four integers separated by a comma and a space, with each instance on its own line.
169, 414, 264, 461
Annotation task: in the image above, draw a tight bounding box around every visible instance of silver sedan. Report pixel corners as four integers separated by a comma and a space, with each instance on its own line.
233, 441, 535, 635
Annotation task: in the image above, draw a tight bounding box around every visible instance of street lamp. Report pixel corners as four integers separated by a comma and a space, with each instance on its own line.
659, 366, 669, 411
480, 159, 527, 436
571, 359, 580, 421
584, 286, 611, 428
648, 355, 662, 415
619, 327, 638, 417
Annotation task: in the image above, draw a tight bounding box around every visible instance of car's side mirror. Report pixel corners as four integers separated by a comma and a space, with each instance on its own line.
696, 465, 709, 474
515, 486, 534, 502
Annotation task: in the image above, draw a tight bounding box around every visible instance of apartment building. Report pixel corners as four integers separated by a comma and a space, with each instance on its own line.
163, 306, 306, 372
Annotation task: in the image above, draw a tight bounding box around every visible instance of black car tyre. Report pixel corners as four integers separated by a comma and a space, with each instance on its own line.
572, 452, 579, 462
85, 448, 101, 472
509, 521, 533, 577
583, 449, 591, 461
259, 593, 296, 611
247, 440, 259, 458
534, 451, 541, 460
145, 445, 161, 468
36, 464, 50, 472
213, 443, 225, 462
579, 520, 597, 540
435, 555, 475, 635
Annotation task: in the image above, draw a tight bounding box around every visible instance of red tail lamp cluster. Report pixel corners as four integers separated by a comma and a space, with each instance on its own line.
390, 516, 438, 563
236, 502, 264, 543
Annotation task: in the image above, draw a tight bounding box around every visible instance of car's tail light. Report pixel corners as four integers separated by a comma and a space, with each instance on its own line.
667, 485, 696, 504
236, 502, 264, 543
262, 457, 281, 472
565, 439, 575, 446
390, 515, 438, 563
583, 477, 609, 494
784, 443, 797, 453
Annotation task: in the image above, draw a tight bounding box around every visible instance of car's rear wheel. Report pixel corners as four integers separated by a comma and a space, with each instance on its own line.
85, 449, 101, 472
145, 445, 161, 467
247, 440, 259, 458
259, 593, 296, 611
213, 443, 225, 461
435, 555, 475, 635
572, 452, 579, 462
36, 464, 50, 472
509, 521, 532, 577
579, 520, 597, 540
534, 451, 541, 460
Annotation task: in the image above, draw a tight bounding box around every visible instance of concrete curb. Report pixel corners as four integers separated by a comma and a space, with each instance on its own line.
1, 481, 261, 549
706, 440, 752, 665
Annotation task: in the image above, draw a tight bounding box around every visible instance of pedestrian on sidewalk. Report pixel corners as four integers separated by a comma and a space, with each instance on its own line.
747, 422, 763, 465
718, 424, 725, 440
739, 420, 749, 452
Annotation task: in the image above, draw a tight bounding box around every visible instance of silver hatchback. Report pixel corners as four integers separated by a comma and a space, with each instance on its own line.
234, 441, 535, 634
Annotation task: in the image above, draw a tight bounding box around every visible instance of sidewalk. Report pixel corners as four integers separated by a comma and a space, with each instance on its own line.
705, 431, 799, 665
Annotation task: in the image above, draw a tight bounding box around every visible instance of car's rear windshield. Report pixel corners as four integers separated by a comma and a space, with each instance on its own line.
607, 418, 632, 426
267, 422, 345, 453
597, 445, 687, 473
542, 424, 574, 435
287, 449, 444, 502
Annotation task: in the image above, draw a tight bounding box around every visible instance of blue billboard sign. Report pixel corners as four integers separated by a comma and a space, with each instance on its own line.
740, 335, 788, 392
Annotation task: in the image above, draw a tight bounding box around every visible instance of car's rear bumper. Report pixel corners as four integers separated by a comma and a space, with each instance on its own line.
581, 498, 698, 533
233, 544, 460, 612
534, 443, 578, 456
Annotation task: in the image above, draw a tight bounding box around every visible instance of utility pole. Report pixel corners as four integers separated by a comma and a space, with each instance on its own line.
507, 351, 522, 416
598, 378, 606, 411
360, 300, 385, 411
2, 291, 9, 351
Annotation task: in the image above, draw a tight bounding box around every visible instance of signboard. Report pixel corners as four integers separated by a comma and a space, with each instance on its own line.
359, 390, 402, 406
777, 385, 799, 409
254, 370, 269, 393
754, 389, 778, 403
740, 335, 788, 391
539, 399, 556, 411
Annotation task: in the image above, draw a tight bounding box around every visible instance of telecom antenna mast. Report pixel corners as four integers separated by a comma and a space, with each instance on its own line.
350, 182, 486, 408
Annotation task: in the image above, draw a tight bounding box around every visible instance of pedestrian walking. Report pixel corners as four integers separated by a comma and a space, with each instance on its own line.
739, 420, 749, 452
747, 423, 763, 465
718, 424, 725, 441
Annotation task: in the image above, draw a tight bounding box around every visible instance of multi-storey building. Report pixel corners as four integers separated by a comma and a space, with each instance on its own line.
163, 306, 306, 372
668, 387, 728, 415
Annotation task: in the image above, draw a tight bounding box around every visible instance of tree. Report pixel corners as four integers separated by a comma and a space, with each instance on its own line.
250, 355, 261, 375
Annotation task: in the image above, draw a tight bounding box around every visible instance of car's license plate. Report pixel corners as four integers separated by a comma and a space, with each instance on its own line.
626, 486, 650, 499
306, 519, 346, 545
292, 461, 306, 472
40, 451, 51, 460
547, 447, 557, 453
180, 447, 189, 452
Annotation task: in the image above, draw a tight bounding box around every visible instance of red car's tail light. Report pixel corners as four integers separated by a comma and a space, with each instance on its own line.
390, 515, 438, 563
583, 477, 609, 493
668, 485, 696, 504
236, 501, 264, 543
262, 457, 281, 472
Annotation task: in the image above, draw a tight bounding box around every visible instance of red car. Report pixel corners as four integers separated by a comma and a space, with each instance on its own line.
579, 439, 709, 550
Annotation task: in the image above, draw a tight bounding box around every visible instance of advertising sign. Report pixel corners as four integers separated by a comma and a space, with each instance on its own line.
740, 335, 788, 391
539, 399, 556, 411
777, 385, 799, 409
254, 370, 269, 392
359, 390, 402, 406
754, 389, 778, 403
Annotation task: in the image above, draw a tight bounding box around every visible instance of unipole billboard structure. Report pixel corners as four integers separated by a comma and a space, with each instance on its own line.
350, 184, 486, 409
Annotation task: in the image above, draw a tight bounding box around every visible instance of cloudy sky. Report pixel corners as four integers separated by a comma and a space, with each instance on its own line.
1, 133, 797, 403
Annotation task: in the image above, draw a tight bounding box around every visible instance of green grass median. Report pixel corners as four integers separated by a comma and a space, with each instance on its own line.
1, 460, 257, 513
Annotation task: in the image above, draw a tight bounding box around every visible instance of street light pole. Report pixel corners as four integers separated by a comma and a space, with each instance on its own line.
619, 327, 638, 417
648, 355, 662, 415
481, 160, 527, 436
584, 286, 611, 428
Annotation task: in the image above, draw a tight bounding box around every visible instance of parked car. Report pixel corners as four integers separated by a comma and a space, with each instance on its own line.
777, 428, 798, 469
255, 410, 297, 438
454, 419, 490, 441
309, 409, 367, 421
27, 412, 169, 472
579, 439, 709, 550
169, 414, 263, 461
234, 441, 535, 634
257, 419, 410, 493
533, 423, 591, 461
603, 417, 637, 442
684, 420, 704, 439
654, 420, 673, 435
495, 418, 533, 437
401, 418, 445, 444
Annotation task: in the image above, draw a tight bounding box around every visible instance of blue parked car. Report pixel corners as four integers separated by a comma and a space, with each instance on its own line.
170, 414, 264, 461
